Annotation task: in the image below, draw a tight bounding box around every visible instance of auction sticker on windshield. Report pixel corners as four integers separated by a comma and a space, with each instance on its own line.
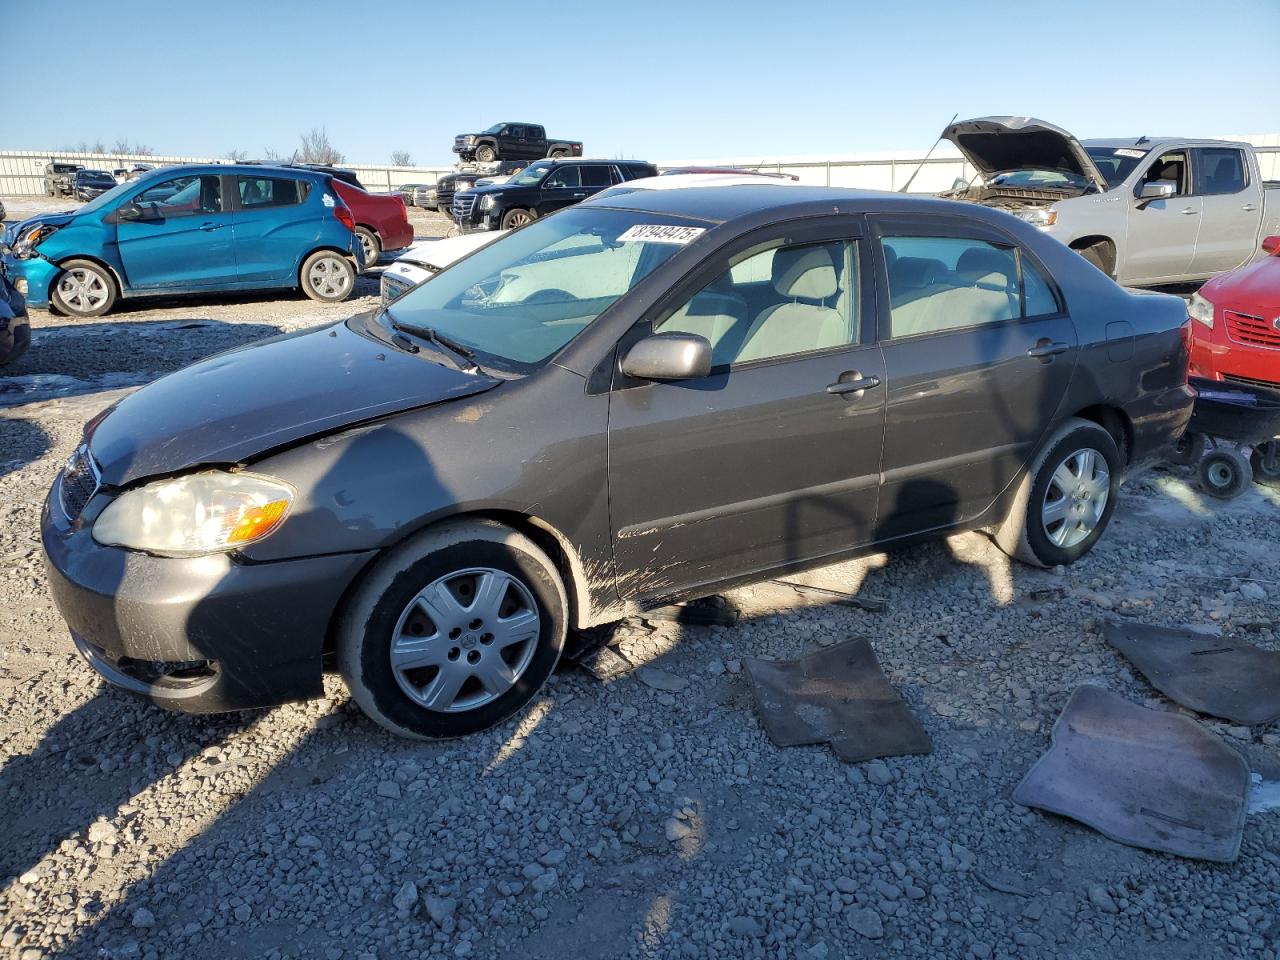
1114, 149, 1146, 159
617, 224, 706, 244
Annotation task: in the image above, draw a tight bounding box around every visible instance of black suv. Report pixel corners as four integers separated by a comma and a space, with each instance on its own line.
453, 158, 657, 231
436, 162, 528, 220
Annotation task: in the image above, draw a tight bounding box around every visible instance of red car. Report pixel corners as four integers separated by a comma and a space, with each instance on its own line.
331, 180, 413, 268
1189, 235, 1280, 389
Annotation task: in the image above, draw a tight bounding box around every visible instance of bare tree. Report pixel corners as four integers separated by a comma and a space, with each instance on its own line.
65, 139, 107, 154
225, 148, 250, 162
296, 128, 344, 165
390, 150, 413, 167
262, 146, 283, 161
112, 139, 153, 156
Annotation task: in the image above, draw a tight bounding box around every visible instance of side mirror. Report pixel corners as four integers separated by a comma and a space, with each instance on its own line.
620, 333, 712, 381
1137, 181, 1175, 202
1262, 235, 1280, 256
116, 201, 142, 222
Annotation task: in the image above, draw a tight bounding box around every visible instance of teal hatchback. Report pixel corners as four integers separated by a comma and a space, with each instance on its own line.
2, 163, 363, 317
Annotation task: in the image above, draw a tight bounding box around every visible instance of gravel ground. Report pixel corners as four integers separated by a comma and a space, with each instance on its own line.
2, 196, 1280, 960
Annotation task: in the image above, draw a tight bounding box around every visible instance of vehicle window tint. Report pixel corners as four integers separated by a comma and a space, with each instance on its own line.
508, 125, 524, 138
608, 166, 626, 185
580, 165, 611, 188
544, 167, 581, 189
1195, 148, 1247, 196
1020, 253, 1060, 317
656, 240, 858, 367
237, 177, 307, 208
883, 236, 1019, 338
529, 126, 544, 139
134, 175, 222, 218
1138, 152, 1188, 197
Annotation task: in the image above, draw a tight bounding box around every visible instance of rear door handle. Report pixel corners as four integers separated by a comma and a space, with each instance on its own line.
1179, 207, 1197, 215
826, 374, 881, 396
1027, 340, 1070, 359
199, 222, 224, 231
1242, 204, 1257, 212
572, 192, 587, 197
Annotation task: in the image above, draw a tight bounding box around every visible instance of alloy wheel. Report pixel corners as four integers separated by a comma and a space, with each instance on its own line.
506, 211, 531, 228
389, 567, 541, 713
1041, 447, 1109, 548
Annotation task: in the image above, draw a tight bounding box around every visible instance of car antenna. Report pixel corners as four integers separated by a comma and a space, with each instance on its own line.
899, 113, 958, 194
1136, 135, 1149, 145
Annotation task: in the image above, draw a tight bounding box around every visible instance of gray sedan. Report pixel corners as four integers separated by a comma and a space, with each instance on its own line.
41, 186, 1194, 738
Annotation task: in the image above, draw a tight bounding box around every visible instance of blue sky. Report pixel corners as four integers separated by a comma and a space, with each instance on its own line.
4, 0, 1279, 165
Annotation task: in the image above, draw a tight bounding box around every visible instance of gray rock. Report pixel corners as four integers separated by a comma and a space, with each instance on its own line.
865, 762, 893, 786
636, 667, 689, 692
425, 895, 457, 925
393, 881, 418, 912
376, 780, 402, 799
88, 821, 118, 844
846, 906, 883, 939
531, 869, 558, 893
727, 916, 762, 937
1088, 885, 1119, 914
131, 907, 155, 929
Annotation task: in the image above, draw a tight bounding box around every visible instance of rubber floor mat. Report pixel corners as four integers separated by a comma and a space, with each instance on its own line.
1013, 685, 1249, 862
1104, 621, 1280, 726
744, 638, 932, 764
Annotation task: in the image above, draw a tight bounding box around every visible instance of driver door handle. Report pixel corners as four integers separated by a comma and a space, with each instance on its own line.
1027, 340, 1070, 359
826, 374, 881, 396
1179, 207, 1197, 215
1242, 203, 1257, 212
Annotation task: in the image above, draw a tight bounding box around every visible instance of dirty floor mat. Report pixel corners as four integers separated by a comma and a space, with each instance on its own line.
744, 638, 932, 764
1104, 621, 1280, 726
1014, 685, 1249, 862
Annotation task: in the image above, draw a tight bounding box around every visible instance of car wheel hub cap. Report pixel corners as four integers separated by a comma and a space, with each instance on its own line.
59, 269, 106, 310
389, 567, 540, 713
309, 258, 349, 297
1041, 447, 1109, 549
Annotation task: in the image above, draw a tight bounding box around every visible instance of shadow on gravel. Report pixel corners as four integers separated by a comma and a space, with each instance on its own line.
92, 274, 381, 316
0, 414, 51, 478
0, 688, 254, 883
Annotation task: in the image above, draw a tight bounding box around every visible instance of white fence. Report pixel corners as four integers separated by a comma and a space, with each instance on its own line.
3, 138, 1278, 198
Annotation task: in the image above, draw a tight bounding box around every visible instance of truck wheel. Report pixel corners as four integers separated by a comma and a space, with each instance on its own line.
475, 144, 496, 164
993, 418, 1120, 568
1249, 440, 1280, 489
501, 208, 537, 230
548, 148, 569, 159
300, 250, 355, 302
355, 227, 381, 270
1199, 448, 1251, 498
337, 519, 568, 739
1076, 242, 1116, 280
51, 260, 118, 318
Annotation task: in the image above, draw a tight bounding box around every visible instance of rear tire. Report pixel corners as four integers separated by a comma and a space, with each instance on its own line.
548, 148, 569, 159
1198, 448, 1252, 498
475, 144, 496, 164
994, 418, 1120, 568
1251, 440, 1280, 488
337, 519, 568, 740
355, 227, 381, 270
300, 250, 355, 302
50, 259, 117, 318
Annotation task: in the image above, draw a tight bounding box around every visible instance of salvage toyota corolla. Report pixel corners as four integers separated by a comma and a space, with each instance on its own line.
42, 186, 1195, 738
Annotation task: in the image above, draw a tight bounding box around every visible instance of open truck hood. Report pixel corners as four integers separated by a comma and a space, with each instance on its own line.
88, 318, 501, 486
943, 116, 1109, 193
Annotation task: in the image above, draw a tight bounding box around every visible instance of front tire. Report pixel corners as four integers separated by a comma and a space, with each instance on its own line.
51, 259, 118, 318
355, 227, 381, 270
500, 207, 537, 230
475, 144, 496, 164
994, 418, 1120, 567
300, 250, 355, 302
337, 520, 568, 739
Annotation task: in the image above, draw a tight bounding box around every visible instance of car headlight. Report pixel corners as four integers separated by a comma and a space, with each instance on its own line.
1014, 208, 1058, 227
1188, 291, 1215, 329
14, 222, 60, 259
464, 136, 476, 144
93, 470, 295, 556
481, 195, 498, 210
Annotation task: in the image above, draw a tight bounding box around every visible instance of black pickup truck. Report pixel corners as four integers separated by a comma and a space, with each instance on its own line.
453, 123, 583, 164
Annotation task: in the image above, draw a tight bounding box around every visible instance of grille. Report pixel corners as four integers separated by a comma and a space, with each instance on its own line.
1224, 310, 1280, 350
452, 194, 477, 219
59, 444, 100, 521
1223, 372, 1280, 391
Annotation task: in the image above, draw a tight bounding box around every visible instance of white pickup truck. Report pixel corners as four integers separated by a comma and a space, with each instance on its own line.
942, 117, 1280, 285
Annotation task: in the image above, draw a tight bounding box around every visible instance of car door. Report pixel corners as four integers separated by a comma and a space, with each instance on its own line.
504, 125, 527, 159
526, 125, 546, 159
538, 165, 587, 215
1189, 147, 1262, 276
1125, 150, 1201, 283
229, 174, 320, 282
115, 173, 236, 289
607, 222, 886, 601
871, 219, 1078, 537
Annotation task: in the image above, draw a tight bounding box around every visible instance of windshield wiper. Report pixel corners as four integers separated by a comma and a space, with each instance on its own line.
390, 317, 482, 374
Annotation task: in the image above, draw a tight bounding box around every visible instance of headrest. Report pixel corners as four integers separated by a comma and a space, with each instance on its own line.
888, 256, 945, 290
772, 246, 837, 299
956, 247, 1014, 281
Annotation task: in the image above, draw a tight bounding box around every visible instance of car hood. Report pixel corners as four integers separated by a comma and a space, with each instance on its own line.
943, 116, 1109, 192
88, 317, 502, 486
1202, 254, 1280, 314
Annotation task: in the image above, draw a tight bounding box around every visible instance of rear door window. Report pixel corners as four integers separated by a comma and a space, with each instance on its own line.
236, 176, 309, 208
1193, 148, 1248, 196
580, 165, 612, 188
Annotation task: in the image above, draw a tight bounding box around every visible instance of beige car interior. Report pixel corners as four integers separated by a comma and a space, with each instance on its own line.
885, 240, 1020, 338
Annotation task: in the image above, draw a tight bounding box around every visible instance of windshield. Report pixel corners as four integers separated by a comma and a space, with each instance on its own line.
1085, 147, 1149, 189
76, 178, 138, 215
989, 168, 1090, 190
379, 207, 707, 368
78, 171, 114, 183
508, 161, 552, 187
482, 123, 506, 135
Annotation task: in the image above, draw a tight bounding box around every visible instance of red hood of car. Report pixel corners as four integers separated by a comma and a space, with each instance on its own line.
1202, 255, 1280, 316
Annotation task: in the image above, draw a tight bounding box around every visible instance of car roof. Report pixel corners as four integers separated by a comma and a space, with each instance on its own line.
129, 162, 331, 184
585, 183, 994, 225
1083, 136, 1253, 150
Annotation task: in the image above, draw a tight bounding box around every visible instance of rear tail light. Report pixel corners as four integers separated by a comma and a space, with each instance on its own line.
334, 202, 355, 233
